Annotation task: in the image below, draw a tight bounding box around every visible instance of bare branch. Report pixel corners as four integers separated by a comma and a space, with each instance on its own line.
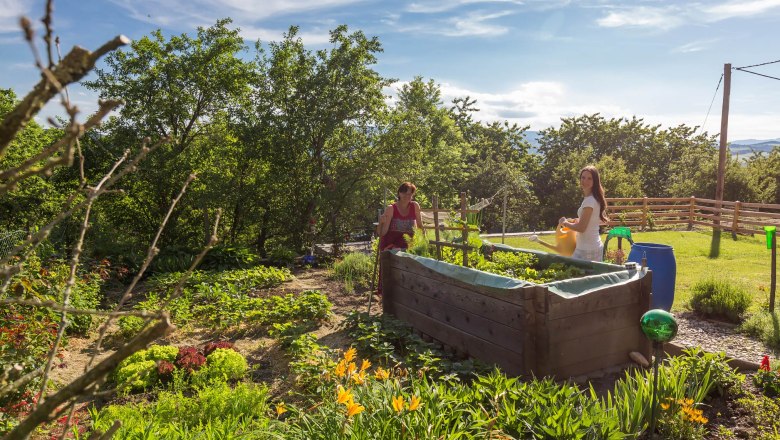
5, 314, 175, 440
0, 298, 161, 318
42, 0, 55, 68
0, 99, 122, 193
0, 34, 130, 154
160, 209, 222, 310
0, 137, 162, 278
0, 366, 43, 401
86, 173, 197, 370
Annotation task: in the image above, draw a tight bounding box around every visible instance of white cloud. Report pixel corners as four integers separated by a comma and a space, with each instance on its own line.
671, 39, 719, 53
239, 24, 331, 45
391, 80, 626, 130
0, 0, 31, 34
406, 0, 524, 14
398, 10, 514, 37
596, 0, 780, 30
596, 6, 684, 30
702, 0, 780, 20
110, 0, 363, 23
109, 0, 356, 43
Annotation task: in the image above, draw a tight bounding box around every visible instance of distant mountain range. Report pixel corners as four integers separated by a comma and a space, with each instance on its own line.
729, 138, 780, 156
521, 131, 780, 157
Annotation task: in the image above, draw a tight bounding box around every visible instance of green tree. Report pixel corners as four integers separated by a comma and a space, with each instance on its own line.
248, 25, 393, 251
0, 88, 68, 233
83, 19, 256, 249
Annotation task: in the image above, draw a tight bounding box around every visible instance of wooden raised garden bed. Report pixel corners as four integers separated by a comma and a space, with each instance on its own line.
380, 245, 652, 378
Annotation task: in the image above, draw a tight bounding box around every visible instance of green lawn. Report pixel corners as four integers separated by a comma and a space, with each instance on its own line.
496, 229, 776, 312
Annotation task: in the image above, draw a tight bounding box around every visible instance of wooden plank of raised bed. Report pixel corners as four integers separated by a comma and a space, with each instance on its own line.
548, 325, 643, 367
552, 351, 633, 378
387, 255, 529, 305
546, 305, 640, 344
388, 269, 528, 329
545, 283, 640, 320
391, 302, 525, 375
389, 284, 525, 352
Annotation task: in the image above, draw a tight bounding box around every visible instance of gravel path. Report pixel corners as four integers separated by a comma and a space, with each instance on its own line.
673, 311, 778, 365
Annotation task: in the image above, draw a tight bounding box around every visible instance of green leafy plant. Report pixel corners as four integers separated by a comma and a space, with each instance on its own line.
331, 252, 374, 293
89, 382, 274, 439
688, 278, 751, 323
740, 310, 780, 350
191, 348, 248, 387
117, 315, 148, 339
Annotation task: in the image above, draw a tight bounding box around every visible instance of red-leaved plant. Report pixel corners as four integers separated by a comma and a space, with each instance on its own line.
175, 346, 206, 373
203, 340, 236, 356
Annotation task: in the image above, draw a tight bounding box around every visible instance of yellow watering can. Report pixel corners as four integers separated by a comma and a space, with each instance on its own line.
530, 224, 576, 257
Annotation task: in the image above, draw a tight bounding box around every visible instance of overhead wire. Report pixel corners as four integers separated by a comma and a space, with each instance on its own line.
734, 67, 780, 82
697, 73, 723, 134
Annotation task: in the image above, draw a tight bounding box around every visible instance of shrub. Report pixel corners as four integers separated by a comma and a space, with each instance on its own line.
191, 348, 248, 386
331, 252, 374, 293
740, 310, 780, 350
199, 245, 258, 271
688, 278, 751, 323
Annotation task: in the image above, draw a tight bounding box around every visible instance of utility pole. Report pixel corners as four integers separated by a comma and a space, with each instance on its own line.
715, 63, 731, 230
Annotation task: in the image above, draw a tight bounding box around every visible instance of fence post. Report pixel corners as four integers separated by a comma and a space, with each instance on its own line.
732, 201, 741, 239
460, 192, 468, 267
688, 196, 695, 230
432, 196, 442, 260
641, 197, 649, 231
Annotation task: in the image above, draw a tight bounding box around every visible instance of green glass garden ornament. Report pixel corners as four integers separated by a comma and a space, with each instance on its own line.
640, 309, 678, 343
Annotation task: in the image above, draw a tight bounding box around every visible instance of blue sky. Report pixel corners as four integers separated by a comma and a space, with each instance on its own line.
2, 0, 780, 140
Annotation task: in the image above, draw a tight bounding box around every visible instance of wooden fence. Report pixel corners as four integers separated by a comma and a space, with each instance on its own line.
606, 197, 780, 236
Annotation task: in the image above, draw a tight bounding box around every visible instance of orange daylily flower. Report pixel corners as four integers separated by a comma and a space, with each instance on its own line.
335, 360, 347, 378
347, 362, 358, 375
344, 347, 357, 363
408, 395, 421, 411
337, 386, 354, 405
276, 402, 287, 416
346, 401, 365, 418
360, 359, 371, 372
375, 367, 390, 380
352, 370, 367, 385
392, 395, 404, 413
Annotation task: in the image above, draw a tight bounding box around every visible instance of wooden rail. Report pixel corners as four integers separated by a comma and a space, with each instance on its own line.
605, 197, 780, 236
423, 193, 478, 266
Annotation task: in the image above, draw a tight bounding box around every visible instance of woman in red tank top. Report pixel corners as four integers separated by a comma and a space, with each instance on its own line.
378, 182, 424, 250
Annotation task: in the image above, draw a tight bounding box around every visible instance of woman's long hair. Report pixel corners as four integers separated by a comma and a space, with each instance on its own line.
581, 166, 608, 222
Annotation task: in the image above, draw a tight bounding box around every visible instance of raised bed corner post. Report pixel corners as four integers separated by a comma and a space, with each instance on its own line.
460, 192, 468, 267
433, 196, 442, 260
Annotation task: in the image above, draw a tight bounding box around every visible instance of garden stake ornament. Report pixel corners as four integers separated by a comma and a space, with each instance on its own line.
640, 308, 678, 439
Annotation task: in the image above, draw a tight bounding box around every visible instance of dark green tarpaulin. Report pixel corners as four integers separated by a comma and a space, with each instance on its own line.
389, 244, 646, 299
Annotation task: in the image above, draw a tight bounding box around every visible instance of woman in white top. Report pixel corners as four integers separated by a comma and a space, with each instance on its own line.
558, 166, 608, 262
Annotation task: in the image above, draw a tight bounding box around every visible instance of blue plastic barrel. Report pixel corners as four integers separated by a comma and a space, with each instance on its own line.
627, 243, 676, 311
